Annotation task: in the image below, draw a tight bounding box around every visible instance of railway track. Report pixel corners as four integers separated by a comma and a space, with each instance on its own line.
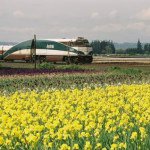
92, 57, 150, 64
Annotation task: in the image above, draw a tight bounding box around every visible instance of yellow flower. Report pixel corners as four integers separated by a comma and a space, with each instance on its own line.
0, 137, 4, 145
5, 139, 11, 145
119, 142, 127, 149
139, 127, 147, 139
113, 135, 119, 142
73, 144, 79, 150
95, 143, 102, 149
110, 143, 118, 150
60, 144, 71, 150
80, 132, 86, 138
84, 141, 92, 150
48, 142, 53, 148
130, 132, 138, 140
26, 134, 37, 143
0, 84, 150, 149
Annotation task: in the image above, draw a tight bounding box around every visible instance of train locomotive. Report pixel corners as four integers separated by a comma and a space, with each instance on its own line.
0, 37, 93, 64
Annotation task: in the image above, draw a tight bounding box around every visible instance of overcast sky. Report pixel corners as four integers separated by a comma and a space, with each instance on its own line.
1, 0, 150, 42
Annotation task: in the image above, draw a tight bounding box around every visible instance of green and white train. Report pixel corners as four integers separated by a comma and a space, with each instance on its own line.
0, 37, 93, 63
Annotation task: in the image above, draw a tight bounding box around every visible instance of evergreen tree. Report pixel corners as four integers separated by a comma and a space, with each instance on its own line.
144, 43, 150, 54
91, 40, 101, 54
125, 48, 138, 55
137, 39, 143, 54
110, 41, 116, 54
100, 41, 108, 54
91, 40, 116, 54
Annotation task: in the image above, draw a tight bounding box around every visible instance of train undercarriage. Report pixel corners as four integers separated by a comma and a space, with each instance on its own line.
23, 55, 93, 64
2, 54, 93, 64
64, 56, 93, 64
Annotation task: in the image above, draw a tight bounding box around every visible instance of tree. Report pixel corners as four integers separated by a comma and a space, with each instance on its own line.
100, 41, 108, 54
105, 45, 112, 54
90, 40, 101, 54
116, 49, 125, 54
91, 40, 116, 54
109, 41, 116, 54
137, 39, 143, 54
144, 43, 150, 54
125, 48, 138, 55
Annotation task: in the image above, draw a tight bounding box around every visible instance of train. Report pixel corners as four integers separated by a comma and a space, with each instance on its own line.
0, 37, 93, 64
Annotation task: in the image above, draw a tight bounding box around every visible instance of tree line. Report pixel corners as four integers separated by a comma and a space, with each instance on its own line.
90, 39, 150, 55
90, 40, 115, 54
125, 40, 150, 55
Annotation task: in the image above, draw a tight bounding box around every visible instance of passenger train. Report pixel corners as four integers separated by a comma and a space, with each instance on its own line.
0, 37, 93, 64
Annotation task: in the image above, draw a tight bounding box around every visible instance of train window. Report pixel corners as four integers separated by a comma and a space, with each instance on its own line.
75, 41, 84, 46
69, 48, 75, 52
46, 44, 54, 49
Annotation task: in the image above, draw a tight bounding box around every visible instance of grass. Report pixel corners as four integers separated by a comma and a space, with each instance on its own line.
0, 62, 95, 71
0, 73, 150, 93
0, 61, 150, 93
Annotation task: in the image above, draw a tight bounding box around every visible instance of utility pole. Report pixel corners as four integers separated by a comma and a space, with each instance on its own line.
2, 46, 3, 60
34, 34, 36, 69
67, 42, 71, 64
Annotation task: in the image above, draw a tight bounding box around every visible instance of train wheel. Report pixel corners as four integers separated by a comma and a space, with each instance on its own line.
64, 57, 71, 64
70, 57, 79, 64
84, 56, 93, 63
25, 58, 31, 62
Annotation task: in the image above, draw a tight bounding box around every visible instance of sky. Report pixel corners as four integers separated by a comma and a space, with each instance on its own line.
0, 0, 150, 42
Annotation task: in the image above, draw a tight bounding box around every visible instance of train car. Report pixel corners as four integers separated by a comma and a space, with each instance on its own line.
1, 37, 93, 63
0, 45, 13, 60
49, 37, 93, 55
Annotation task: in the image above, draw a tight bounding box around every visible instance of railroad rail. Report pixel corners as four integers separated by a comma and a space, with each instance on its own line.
93, 57, 150, 64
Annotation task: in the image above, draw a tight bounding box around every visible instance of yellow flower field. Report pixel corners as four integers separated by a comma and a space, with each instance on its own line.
0, 84, 150, 149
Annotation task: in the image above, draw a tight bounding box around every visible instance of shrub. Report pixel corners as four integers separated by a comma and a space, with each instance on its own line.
38, 62, 55, 70
57, 64, 85, 71
123, 68, 142, 75
109, 66, 121, 71
108, 66, 142, 75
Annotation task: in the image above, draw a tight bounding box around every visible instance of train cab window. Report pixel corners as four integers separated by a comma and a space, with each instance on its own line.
46, 44, 54, 49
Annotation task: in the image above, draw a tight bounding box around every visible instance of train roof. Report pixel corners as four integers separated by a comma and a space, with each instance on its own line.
43, 37, 87, 43
0, 45, 13, 50
45, 39, 76, 42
